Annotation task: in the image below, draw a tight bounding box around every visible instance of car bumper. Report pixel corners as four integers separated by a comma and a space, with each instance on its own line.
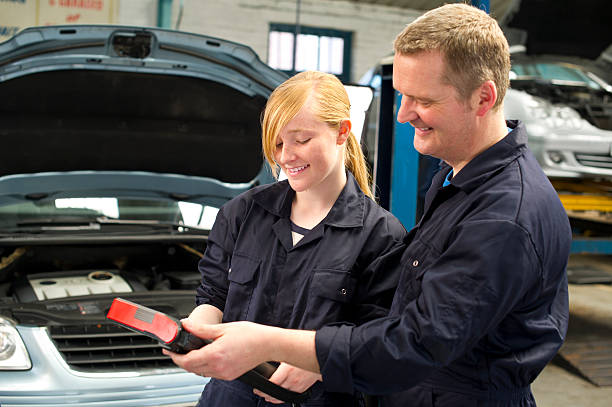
0, 326, 208, 407
527, 123, 612, 179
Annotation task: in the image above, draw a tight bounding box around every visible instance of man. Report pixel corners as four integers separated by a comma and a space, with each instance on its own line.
166, 4, 571, 406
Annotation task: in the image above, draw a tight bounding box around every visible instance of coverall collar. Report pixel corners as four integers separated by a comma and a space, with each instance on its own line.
252, 170, 365, 228
436, 120, 527, 193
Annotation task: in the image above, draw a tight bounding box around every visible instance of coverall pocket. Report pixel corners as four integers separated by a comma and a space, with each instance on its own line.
224, 253, 260, 322
310, 269, 356, 303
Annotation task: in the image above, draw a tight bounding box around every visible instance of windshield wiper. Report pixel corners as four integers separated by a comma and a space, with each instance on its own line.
94, 217, 210, 232
9, 216, 102, 232
3, 216, 209, 234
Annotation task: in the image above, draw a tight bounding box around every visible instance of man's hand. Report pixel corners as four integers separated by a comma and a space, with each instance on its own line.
163, 319, 320, 382
163, 320, 271, 380
253, 362, 321, 404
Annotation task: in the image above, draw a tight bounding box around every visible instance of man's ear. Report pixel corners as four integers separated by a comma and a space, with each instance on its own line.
474, 80, 497, 117
337, 119, 352, 145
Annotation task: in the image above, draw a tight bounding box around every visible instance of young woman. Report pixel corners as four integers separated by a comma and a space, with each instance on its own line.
187, 71, 406, 406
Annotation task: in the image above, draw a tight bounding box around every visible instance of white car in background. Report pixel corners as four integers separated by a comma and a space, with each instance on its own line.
504, 53, 612, 179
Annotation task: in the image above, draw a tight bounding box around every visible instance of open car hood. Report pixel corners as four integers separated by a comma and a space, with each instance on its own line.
504, 0, 611, 60
0, 25, 287, 191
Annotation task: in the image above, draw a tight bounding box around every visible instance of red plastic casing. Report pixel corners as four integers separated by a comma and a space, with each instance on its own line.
106, 298, 179, 344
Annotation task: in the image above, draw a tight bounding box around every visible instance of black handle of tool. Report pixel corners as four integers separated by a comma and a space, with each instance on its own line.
171, 330, 210, 353
239, 363, 311, 404
174, 330, 311, 404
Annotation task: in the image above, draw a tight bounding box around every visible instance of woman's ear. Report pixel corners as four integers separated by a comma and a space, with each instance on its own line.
337, 119, 352, 145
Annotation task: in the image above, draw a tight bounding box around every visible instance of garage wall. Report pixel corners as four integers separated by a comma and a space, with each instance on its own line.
118, 0, 158, 27
117, 0, 421, 82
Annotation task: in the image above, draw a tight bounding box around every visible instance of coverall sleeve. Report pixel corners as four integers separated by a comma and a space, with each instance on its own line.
315, 220, 540, 394
195, 205, 236, 312
350, 218, 407, 325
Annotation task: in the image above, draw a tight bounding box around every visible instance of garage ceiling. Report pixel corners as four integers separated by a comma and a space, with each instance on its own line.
329, 0, 612, 59
504, 0, 611, 59
328, 0, 518, 22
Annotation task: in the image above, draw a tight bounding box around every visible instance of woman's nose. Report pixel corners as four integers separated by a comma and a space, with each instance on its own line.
279, 144, 295, 163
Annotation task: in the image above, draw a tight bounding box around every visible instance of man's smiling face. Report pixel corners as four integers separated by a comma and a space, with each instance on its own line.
393, 50, 479, 168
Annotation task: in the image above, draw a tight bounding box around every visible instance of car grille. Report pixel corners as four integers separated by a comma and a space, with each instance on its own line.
575, 153, 612, 169
48, 323, 176, 371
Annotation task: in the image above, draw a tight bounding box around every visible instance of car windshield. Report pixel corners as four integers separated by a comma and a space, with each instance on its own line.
510, 62, 603, 90
0, 197, 220, 231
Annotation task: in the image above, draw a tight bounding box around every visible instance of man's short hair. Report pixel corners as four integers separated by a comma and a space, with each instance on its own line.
394, 3, 510, 110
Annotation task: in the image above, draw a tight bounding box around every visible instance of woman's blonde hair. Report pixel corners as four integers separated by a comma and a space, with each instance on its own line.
261, 71, 373, 198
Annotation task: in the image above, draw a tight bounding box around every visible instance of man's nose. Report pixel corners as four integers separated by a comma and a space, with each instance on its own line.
397, 95, 418, 124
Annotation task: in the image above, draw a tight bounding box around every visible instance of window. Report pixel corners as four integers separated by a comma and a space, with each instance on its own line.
268, 23, 352, 83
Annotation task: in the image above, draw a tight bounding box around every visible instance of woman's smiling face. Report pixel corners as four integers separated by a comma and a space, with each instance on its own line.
274, 95, 346, 194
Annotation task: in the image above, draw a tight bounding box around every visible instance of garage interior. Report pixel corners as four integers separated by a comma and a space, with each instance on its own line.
0, 0, 611, 406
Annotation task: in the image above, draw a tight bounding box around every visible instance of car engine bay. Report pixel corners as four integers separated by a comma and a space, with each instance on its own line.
511, 79, 612, 131
0, 242, 205, 372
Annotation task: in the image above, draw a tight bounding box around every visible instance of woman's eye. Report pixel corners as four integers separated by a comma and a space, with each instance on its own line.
276, 142, 283, 149
297, 138, 311, 144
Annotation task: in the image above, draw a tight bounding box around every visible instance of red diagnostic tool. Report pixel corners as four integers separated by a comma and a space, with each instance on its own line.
106, 297, 311, 404
106, 297, 208, 353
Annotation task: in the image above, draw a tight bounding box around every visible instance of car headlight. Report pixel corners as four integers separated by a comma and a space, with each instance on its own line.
524, 95, 553, 120
524, 95, 584, 130
553, 106, 584, 130
0, 317, 32, 370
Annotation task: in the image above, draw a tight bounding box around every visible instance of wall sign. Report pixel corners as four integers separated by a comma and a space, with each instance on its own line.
0, 0, 116, 42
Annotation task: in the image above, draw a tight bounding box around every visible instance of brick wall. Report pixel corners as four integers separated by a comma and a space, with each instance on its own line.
117, 0, 421, 82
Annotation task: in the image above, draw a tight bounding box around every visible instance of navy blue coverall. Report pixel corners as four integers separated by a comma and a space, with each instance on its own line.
315, 121, 572, 406
195, 171, 407, 406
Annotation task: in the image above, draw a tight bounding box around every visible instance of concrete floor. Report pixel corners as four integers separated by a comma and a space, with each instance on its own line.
533, 362, 612, 406
532, 254, 612, 406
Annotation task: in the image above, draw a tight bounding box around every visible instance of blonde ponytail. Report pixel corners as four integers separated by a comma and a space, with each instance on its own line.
345, 132, 373, 199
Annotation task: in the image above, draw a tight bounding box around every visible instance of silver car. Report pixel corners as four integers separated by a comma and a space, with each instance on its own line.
0, 25, 286, 407
504, 54, 612, 179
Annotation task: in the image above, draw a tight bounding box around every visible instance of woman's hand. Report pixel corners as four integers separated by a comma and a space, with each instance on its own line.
184, 304, 223, 325
253, 362, 321, 404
